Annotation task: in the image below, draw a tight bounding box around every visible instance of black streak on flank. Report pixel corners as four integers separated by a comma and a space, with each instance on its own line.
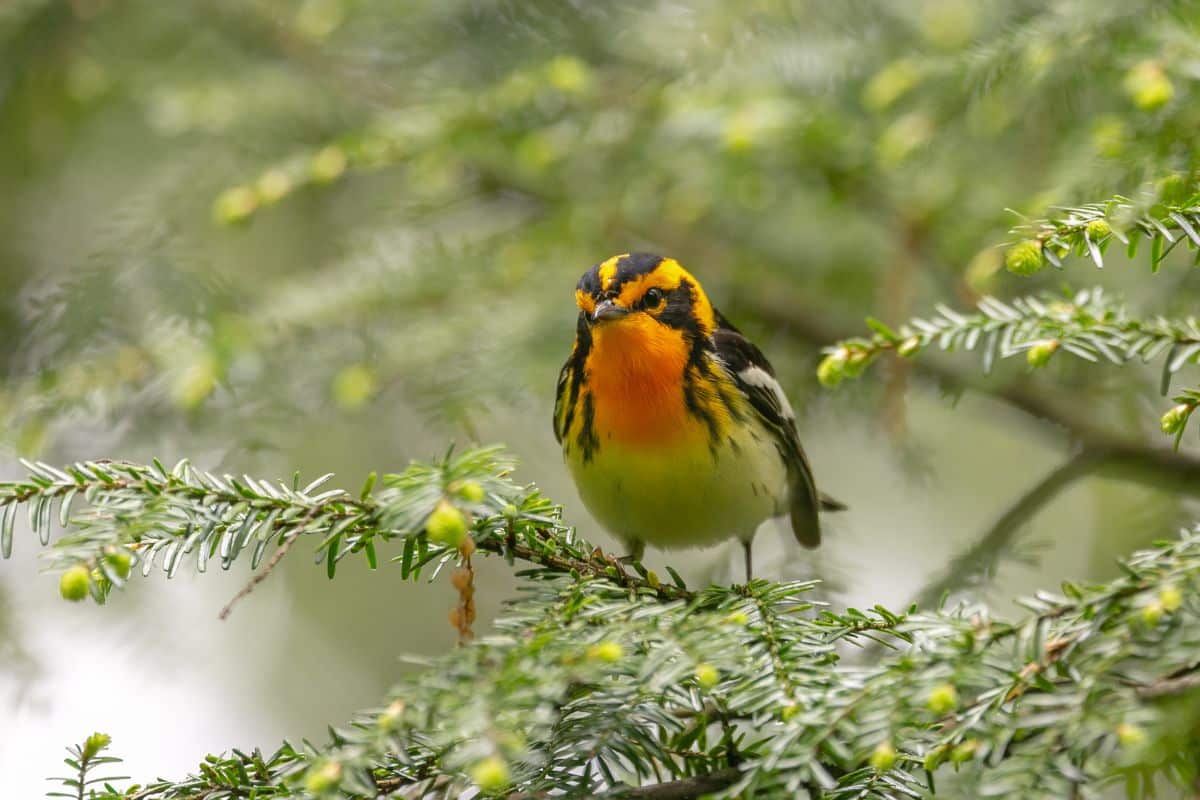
682, 365, 723, 461
578, 391, 599, 464
557, 313, 593, 445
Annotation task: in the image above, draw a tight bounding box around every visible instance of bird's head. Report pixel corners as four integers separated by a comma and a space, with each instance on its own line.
574, 253, 717, 340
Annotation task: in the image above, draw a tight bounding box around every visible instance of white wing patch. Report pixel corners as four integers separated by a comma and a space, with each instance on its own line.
736, 365, 795, 421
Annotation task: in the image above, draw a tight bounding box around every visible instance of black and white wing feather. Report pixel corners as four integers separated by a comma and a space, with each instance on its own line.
711, 312, 840, 548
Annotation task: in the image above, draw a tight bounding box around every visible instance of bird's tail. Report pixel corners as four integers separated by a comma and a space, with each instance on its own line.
819, 493, 847, 512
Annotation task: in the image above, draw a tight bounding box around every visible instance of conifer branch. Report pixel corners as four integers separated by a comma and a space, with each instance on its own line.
820, 288, 1200, 444
0, 448, 688, 607
64, 527, 1200, 799
1004, 187, 1200, 274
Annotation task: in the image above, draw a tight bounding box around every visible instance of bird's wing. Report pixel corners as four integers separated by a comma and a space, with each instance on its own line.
711, 311, 826, 548
553, 359, 573, 444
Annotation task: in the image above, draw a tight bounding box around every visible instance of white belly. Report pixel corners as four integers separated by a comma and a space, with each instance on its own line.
566, 421, 788, 549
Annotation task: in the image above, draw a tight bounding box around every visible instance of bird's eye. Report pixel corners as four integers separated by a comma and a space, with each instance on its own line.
643, 288, 665, 309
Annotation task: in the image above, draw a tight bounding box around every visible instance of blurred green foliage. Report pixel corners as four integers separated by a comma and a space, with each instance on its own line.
5, 0, 1200, 796
1, 0, 1198, 463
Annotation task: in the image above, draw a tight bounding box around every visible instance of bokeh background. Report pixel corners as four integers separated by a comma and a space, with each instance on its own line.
3, 0, 1199, 795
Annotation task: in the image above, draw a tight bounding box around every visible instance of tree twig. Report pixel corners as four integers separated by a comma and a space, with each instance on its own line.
218, 527, 305, 620
748, 291, 1200, 478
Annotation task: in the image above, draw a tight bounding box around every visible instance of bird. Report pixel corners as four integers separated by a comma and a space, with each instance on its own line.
553, 252, 844, 581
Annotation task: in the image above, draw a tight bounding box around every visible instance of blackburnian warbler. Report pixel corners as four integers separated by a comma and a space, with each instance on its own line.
554, 253, 844, 580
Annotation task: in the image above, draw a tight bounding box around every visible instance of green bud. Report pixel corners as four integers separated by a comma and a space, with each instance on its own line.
843, 348, 873, 378
378, 699, 405, 731
425, 501, 468, 547
331, 364, 377, 410
545, 55, 590, 94
862, 59, 922, 112
694, 663, 720, 690
950, 739, 978, 764
1025, 340, 1059, 369
646, 570, 660, 589
1005, 239, 1044, 276
1160, 404, 1192, 435
105, 549, 132, 580
1160, 585, 1183, 613
780, 702, 800, 722
304, 760, 342, 794
1116, 723, 1146, 748
1158, 173, 1191, 205
456, 481, 486, 503
1141, 600, 1164, 627
896, 336, 922, 358
587, 641, 624, 663
81, 732, 111, 760
869, 741, 897, 771
1085, 218, 1111, 240
926, 683, 958, 714
310, 145, 347, 183
1124, 60, 1174, 111
469, 756, 511, 793
817, 350, 848, 388
255, 169, 293, 205
60, 565, 91, 602
213, 186, 258, 225
923, 745, 948, 772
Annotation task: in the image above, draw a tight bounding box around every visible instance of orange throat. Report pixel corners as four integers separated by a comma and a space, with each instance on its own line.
584, 316, 696, 448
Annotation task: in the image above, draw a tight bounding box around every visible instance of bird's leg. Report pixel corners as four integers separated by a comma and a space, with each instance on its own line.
618, 539, 645, 565
742, 540, 753, 582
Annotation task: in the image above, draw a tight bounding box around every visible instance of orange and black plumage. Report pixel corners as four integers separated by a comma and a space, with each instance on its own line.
554, 253, 843, 579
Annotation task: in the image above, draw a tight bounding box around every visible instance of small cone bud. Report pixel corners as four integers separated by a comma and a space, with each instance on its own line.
309, 145, 347, 183
1158, 173, 1190, 204
469, 756, 511, 793
425, 501, 468, 547
817, 350, 848, 388
897, 336, 921, 358
378, 698, 405, 730
60, 565, 91, 602
456, 480, 486, 503
1085, 219, 1111, 240
587, 641, 624, 663
694, 663, 720, 690
82, 733, 111, 759
1141, 601, 1164, 626
843, 348, 872, 378
950, 739, 978, 764
869, 741, 897, 771
1005, 239, 1044, 276
1124, 61, 1174, 111
105, 549, 132, 580
213, 186, 258, 224
304, 761, 342, 793
926, 683, 958, 714
1026, 340, 1059, 368
1116, 723, 1146, 748
1160, 404, 1191, 435
1160, 585, 1183, 613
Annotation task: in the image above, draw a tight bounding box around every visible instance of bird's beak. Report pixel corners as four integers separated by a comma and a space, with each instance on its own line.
592, 299, 630, 323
